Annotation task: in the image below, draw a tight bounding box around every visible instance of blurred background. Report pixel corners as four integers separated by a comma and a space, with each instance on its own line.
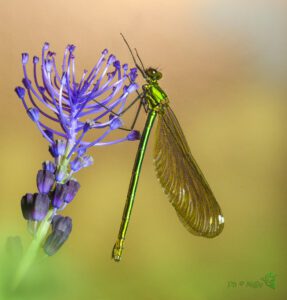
0, 0, 286, 299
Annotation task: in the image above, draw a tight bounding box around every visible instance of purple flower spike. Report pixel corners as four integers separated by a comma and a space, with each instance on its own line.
17, 42, 142, 255
44, 215, 72, 256
43, 42, 49, 50
37, 170, 55, 194
16, 42, 139, 159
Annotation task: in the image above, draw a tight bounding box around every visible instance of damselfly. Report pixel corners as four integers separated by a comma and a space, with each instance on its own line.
112, 35, 224, 261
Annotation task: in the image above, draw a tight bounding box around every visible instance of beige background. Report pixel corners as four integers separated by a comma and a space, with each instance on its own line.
0, 0, 286, 299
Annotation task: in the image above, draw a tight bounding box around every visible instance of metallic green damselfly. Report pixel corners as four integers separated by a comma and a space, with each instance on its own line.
112, 35, 224, 261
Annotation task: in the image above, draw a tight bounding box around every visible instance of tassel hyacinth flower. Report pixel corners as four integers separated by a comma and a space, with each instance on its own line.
13, 42, 140, 287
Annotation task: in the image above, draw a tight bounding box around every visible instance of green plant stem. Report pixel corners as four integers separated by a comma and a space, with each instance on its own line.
12, 209, 54, 290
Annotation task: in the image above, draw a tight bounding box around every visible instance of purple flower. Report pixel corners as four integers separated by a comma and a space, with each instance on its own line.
127, 130, 141, 141
42, 161, 56, 173
21, 193, 50, 221
110, 116, 123, 130
51, 183, 67, 209
49, 139, 67, 157
27, 107, 39, 122
43, 215, 72, 256
63, 179, 80, 203
16, 42, 141, 256
15, 42, 140, 177
70, 155, 93, 172
22, 53, 29, 64
37, 170, 55, 194
15, 87, 25, 99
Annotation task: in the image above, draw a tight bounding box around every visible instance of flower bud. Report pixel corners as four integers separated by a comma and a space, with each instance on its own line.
70, 155, 93, 172
37, 170, 55, 194
126, 83, 138, 94
27, 108, 40, 122
45, 59, 53, 73
21, 193, 50, 221
83, 121, 91, 133
44, 129, 54, 141
127, 130, 141, 141
33, 56, 39, 64
113, 60, 121, 70
63, 179, 80, 203
21, 193, 34, 220
129, 68, 138, 82
15, 87, 26, 100
107, 54, 116, 65
42, 161, 56, 173
49, 139, 66, 157
102, 48, 108, 55
43, 215, 72, 256
22, 53, 29, 64
110, 117, 123, 130
67, 44, 75, 52
22, 78, 31, 89
55, 165, 67, 182
51, 183, 67, 208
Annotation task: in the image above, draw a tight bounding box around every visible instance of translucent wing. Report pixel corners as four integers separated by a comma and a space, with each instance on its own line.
153, 105, 224, 237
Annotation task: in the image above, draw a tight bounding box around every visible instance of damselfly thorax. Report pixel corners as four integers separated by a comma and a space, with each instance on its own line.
142, 68, 169, 111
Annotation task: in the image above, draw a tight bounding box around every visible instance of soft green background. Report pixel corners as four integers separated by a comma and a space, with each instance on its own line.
0, 0, 286, 299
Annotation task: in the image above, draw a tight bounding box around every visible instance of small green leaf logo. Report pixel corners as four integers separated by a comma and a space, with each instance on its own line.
261, 272, 276, 289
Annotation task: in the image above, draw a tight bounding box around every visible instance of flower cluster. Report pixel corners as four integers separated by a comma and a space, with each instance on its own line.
15, 43, 140, 255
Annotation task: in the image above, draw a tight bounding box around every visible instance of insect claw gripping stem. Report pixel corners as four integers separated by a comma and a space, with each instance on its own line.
112, 238, 125, 262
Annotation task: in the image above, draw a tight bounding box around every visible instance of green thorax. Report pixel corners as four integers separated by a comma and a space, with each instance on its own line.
143, 81, 169, 111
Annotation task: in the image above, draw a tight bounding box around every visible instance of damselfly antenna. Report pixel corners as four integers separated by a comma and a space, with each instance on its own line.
134, 48, 147, 72
120, 33, 147, 79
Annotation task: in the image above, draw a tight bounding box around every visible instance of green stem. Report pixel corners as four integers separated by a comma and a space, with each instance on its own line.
12, 209, 54, 290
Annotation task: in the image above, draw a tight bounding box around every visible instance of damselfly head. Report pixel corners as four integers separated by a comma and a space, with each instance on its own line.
145, 67, 162, 81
